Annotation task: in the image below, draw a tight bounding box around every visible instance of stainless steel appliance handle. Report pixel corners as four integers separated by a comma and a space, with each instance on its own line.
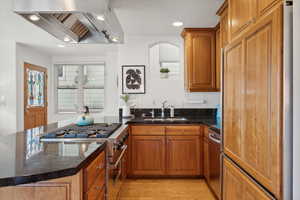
209, 133, 221, 144
111, 144, 128, 169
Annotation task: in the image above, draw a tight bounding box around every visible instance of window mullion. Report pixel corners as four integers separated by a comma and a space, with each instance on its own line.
78, 65, 84, 111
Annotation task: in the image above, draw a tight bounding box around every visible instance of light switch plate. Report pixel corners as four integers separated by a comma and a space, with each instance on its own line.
0, 96, 6, 106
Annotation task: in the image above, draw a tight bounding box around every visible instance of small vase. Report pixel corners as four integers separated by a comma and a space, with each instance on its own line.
160, 72, 169, 79
122, 105, 131, 118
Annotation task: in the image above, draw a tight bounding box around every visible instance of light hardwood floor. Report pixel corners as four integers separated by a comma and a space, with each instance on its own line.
119, 179, 216, 200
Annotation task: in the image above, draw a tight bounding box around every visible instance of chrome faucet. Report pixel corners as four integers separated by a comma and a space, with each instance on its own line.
161, 100, 168, 118
150, 109, 155, 118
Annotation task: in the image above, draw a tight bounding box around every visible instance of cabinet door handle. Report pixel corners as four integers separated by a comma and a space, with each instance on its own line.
209, 133, 221, 144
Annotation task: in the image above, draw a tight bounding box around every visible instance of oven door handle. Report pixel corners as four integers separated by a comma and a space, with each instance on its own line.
209, 133, 221, 144
111, 144, 128, 169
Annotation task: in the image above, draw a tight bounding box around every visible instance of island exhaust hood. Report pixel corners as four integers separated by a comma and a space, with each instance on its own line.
14, 0, 124, 44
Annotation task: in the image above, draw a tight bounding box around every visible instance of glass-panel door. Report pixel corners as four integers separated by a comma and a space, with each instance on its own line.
24, 63, 48, 130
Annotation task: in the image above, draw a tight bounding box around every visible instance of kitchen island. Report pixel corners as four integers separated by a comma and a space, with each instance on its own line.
0, 122, 108, 200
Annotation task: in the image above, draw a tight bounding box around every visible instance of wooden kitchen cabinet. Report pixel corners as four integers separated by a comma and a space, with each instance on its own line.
130, 125, 203, 177
131, 125, 165, 136
223, 4, 283, 199
181, 28, 217, 92
223, 38, 243, 161
215, 24, 221, 91
257, 0, 281, 16
228, 0, 256, 41
223, 157, 273, 200
83, 151, 106, 193
166, 136, 202, 176
165, 126, 200, 136
217, 0, 229, 47
84, 169, 106, 200
131, 135, 166, 176
0, 174, 82, 200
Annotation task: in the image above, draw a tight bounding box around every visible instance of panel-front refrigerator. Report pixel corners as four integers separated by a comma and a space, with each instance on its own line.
221, 1, 293, 199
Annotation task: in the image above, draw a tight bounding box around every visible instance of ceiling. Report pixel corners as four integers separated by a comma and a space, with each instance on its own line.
5, 0, 224, 56
112, 0, 224, 36
23, 43, 118, 57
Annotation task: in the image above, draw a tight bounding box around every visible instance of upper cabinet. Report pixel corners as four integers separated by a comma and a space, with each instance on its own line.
257, 0, 281, 16
181, 28, 217, 92
215, 25, 221, 91
225, 0, 281, 42
217, 0, 229, 47
228, 0, 257, 41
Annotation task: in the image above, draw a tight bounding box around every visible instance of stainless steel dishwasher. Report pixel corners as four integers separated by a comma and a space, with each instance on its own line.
207, 128, 221, 199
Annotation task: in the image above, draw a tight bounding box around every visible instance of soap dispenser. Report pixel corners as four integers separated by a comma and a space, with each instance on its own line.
170, 106, 175, 118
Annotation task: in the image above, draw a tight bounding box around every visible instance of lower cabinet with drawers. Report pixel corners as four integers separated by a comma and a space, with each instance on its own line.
83, 150, 106, 200
129, 125, 203, 177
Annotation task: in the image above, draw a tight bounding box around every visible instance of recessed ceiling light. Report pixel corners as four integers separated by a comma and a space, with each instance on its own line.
64, 37, 71, 42
57, 44, 65, 48
29, 15, 40, 22
96, 15, 105, 21
111, 37, 119, 42
172, 21, 183, 27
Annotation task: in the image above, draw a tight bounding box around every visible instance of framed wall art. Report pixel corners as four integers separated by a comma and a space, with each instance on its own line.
122, 65, 146, 94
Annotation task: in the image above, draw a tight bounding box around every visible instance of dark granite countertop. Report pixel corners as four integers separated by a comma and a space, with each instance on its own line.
0, 118, 118, 187
120, 108, 221, 134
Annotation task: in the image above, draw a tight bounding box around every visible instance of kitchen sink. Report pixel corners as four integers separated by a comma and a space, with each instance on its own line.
143, 117, 187, 121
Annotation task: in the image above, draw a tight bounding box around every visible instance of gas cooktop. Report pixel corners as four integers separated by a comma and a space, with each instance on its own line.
41, 123, 122, 140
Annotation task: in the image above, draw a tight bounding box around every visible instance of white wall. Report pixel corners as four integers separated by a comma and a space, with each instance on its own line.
293, 0, 300, 199
0, 0, 60, 135
0, 41, 17, 135
15, 43, 53, 131
118, 35, 220, 108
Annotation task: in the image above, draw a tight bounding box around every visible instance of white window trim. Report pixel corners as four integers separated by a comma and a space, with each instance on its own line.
54, 62, 106, 114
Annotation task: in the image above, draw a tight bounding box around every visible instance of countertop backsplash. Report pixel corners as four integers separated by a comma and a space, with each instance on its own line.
119, 108, 217, 119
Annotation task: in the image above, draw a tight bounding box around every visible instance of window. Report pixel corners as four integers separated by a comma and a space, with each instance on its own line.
160, 61, 180, 77
55, 64, 105, 113
149, 42, 181, 79
158, 43, 180, 78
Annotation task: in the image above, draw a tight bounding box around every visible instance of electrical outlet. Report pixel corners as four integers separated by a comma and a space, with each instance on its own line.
0, 96, 6, 106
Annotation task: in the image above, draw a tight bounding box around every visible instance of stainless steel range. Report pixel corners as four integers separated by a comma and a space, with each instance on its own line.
41, 123, 122, 140
41, 123, 127, 156
40, 122, 129, 200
